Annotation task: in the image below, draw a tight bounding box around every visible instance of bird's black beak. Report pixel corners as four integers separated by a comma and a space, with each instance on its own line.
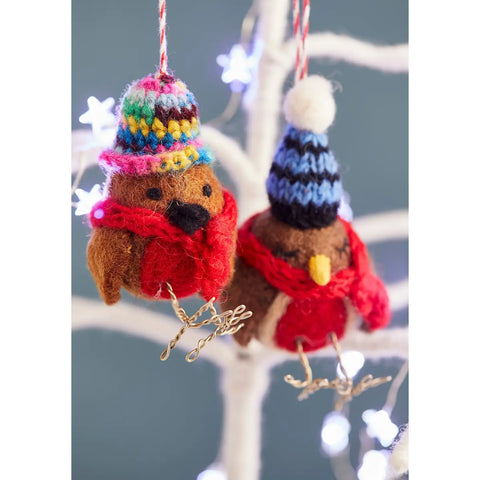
166, 199, 211, 235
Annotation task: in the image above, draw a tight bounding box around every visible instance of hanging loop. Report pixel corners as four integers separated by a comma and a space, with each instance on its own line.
159, 0, 168, 74
292, 0, 310, 83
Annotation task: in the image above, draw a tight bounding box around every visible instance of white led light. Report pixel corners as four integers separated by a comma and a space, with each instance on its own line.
216, 43, 261, 91
320, 411, 351, 456
358, 449, 390, 480
336, 350, 365, 379
74, 184, 103, 216
79, 96, 116, 137
196, 465, 227, 480
362, 409, 399, 447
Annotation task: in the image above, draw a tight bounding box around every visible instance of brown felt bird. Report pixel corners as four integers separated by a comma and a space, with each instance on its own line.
87, 73, 238, 305
222, 76, 390, 353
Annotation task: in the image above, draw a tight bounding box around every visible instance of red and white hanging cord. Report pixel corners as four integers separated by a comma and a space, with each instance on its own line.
159, 0, 168, 74
292, 0, 311, 82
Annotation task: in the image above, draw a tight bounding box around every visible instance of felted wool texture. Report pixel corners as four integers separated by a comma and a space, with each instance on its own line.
87, 228, 134, 305
223, 209, 391, 352
251, 209, 351, 274
107, 164, 225, 221
274, 296, 348, 352
222, 257, 278, 347
87, 189, 238, 303
283, 76, 336, 135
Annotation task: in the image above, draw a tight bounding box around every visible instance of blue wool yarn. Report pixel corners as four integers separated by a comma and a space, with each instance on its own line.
266, 124, 343, 229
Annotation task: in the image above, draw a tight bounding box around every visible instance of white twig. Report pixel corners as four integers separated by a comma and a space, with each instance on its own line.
201, 125, 269, 221
72, 296, 235, 366
353, 210, 408, 244
387, 278, 408, 312
73, 295, 408, 365
220, 354, 272, 480
284, 32, 409, 73
201, 125, 254, 181
259, 327, 408, 368
245, 0, 290, 180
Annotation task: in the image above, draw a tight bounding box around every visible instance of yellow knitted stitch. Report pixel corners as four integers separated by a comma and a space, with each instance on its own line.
152, 152, 192, 173
128, 115, 139, 134
139, 118, 149, 137
191, 117, 199, 133
184, 144, 199, 161
152, 118, 167, 138
180, 119, 192, 137
168, 120, 182, 141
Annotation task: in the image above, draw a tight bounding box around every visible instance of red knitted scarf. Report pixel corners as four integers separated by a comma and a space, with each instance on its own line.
237, 212, 391, 330
90, 190, 238, 301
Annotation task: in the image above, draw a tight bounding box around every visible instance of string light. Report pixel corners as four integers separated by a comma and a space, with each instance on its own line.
196, 464, 227, 480
357, 449, 390, 480
320, 411, 351, 456
336, 350, 365, 379
216, 43, 261, 92
362, 409, 399, 447
74, 184, 103, 216
79, 96, 116, 137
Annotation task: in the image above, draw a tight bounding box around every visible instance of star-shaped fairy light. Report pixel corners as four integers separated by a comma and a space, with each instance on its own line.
74, 184, 103, 216
79, 96, 116, 137
217, 44, 260, 92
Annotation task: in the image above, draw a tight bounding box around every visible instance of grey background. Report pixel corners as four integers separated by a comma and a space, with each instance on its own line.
72, 1, 408, 478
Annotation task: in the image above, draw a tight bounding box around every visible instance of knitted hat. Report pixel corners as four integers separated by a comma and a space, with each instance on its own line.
266, 76, 342, 229
99, 73, 214, 175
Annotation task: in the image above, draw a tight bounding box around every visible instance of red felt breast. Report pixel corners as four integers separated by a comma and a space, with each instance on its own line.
274, 297, 348, 352
140, 238, 202, 299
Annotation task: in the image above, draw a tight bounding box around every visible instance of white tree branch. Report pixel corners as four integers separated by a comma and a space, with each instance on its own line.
388, 278, 408, 312
72, 296, 235, 366
353, 210, 408, 244
283, 33, 409, 73
201, 125, 257, 186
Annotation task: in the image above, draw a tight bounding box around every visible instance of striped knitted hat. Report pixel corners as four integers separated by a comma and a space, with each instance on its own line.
266, 76, 342, 229
99, 73, 214, 175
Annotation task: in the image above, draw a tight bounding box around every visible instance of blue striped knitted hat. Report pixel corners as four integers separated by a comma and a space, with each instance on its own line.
266, 76, 342, 229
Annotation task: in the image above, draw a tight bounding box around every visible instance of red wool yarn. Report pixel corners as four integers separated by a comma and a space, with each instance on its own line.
237, 211, 390, 352
90, 190, 238, 301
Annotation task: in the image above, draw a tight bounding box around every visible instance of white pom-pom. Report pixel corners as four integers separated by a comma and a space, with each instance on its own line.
283, 76, 336, 134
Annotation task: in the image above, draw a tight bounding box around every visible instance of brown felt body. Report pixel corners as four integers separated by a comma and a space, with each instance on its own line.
223, 257, 278, 346
107, 164, 225, 215
251, 210, 351, 273
223, 209, 353, 347
87, 164, 230, 304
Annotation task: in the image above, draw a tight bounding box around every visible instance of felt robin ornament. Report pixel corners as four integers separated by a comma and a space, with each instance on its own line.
222, 76, 390, 354
87, 73, 238, 305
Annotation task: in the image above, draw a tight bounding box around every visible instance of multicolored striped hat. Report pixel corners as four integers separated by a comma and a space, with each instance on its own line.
266, 76, 342, 229
99, 73, 214, 175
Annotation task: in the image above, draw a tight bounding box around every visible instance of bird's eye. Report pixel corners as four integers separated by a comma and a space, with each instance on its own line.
202, 184, 212, 197
146, 187, 162, 201
335, 237, 350, 256
274, 243, 299, 259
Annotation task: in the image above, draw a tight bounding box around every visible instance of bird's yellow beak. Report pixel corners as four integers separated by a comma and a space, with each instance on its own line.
309, 254, 331, 286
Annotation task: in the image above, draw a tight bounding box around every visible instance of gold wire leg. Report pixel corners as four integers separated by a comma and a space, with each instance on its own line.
284, 339, 329, 400
284, 333, 393, 406
329, 332, 392, 410
159, 283, 251, 362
